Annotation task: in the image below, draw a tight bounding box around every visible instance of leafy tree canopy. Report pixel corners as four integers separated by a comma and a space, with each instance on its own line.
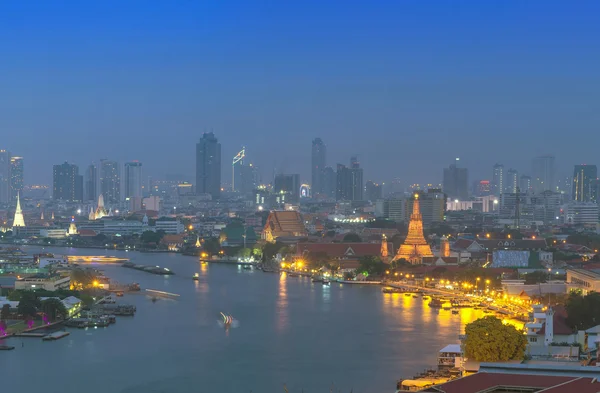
464, 316, 527, 362
566, 291, 600, 331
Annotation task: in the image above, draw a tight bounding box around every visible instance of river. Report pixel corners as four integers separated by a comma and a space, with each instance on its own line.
0, 246, 487, 393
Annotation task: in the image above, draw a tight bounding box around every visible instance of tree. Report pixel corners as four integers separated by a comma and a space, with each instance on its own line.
70, 268, 95, 289
356, 256, 386, 277
464, 316, 527, 362
80, 294, 95, 307
141, 230, 163, 244
41, 298, 68, 322
237, 248, 252, 258
17, 292, 40, 319
566, 291, 600, 330
203, 237, 221, 254
523, 270, 548, 285
1, 304, 10, 320
342, 233, 362, 243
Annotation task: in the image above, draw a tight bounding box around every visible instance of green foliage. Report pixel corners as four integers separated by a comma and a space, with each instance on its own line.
523, 270, 549, 285
356, 256, 386, 276
464, 316, 527, 362
1, 304, 10, 320
262, 241, 286, 260
342, 233, 362, 243
0, 230, 13, 238
17, 291, 40, 318
79, 294, 95, 307
71, 268, 96, 288
141, 230, 165, 244
237, 248, 252, 258
8, 290, 22, 301
203, 237, 221, 254
41, 298, 68, 321
343, 271, 356, 280
565, 291, 600, 330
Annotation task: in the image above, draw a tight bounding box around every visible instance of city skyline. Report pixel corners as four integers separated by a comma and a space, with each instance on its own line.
2, 2, 600, 186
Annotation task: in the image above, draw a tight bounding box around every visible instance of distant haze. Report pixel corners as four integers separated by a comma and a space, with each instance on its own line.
1, 1, 599, 186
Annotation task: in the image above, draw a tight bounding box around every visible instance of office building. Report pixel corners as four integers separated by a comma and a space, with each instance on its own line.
492, 163, 504, 195
85, 164, 97, 202
274, 174, 301, 203
408, 189, 445, 226
100, 159, 120, 203
239, 163, 258, 195
477, 180, 491, 196
195, 132, 221, 199
572, 164, 597, 202
311, 138, 326, 195
10, 156, 23, 201
520, 175, 532, 194
365, 180, 382, 201
506, 168, 518, 193
336, 157, 363, 201
564, 202, 599, 226
442, 159, 468, 200
532, 155, 555, 193
53, 162, 83, 202
0, 150, 10, 204
323, 166, 336, 199
124, 161, 143, 199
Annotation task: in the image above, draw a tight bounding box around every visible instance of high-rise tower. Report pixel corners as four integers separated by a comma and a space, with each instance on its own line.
85, 163, 98, 201
311, 138, 326, 195
532, 155, 555, 194
53, 162, 83, 202
124, 161, 143, 199
0, 150, 10, 204
492, 163, 504, 196
196, 132, 222, 199
100, 159, 120, 203
393, 194, 433, 264
10, 156, 23, 201
443, 158, 469, 200
506, 169, 518, 194
572, 164, 598, 202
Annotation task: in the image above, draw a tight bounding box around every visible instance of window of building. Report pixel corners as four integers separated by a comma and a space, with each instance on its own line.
530, 337, 537, 343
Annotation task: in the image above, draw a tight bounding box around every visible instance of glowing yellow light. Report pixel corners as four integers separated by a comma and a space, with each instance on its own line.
92, 280, 99, 287
486, 233, 491, 238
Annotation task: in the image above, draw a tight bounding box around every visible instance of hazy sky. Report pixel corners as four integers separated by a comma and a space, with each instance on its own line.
1, 1, 599, 186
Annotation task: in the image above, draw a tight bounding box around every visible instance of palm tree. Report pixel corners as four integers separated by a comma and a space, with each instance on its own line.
41, 298, 67, 322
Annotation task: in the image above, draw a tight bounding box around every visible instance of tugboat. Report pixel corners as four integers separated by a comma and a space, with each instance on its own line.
193, 273, 199, 281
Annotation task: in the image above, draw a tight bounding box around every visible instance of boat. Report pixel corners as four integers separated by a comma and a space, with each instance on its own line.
242, 265, 252, 270
428, 298, 444, 308
382, 287, 405, 293
116, 291, 124, 297
288, 272, 299, 277
42, 331, 70, 341
322, 279, 331, 285
0, 345, 15, 351
312, 278, 323, 283
146, 289, 180, 300
193, 273, 199, 280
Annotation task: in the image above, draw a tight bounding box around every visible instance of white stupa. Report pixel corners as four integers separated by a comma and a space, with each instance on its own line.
12, 193, 25, 227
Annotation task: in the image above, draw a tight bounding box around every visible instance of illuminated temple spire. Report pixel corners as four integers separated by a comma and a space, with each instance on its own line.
12, 192, 26, 227
380, 234, 389, 258
393, 194, 432, 264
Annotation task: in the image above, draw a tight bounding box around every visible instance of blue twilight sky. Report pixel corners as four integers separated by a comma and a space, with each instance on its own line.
1, 1, 599, 186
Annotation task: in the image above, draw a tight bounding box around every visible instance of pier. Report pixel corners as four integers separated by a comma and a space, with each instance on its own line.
122, 262, 174, 275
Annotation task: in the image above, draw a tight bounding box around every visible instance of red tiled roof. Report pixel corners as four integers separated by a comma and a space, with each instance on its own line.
431, 372, 580, 393
538, 377, 600, 393
296, 242, 380, 258
78, 229, 97, 237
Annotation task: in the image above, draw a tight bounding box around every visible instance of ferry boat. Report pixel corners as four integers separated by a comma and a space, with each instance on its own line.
322, 279, 331, 285
428, 298, 444, 308
193, 273, 199, 280
382, 287, 405, 293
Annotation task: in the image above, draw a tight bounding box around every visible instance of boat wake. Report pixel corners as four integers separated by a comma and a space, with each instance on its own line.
217, 312, 240, 329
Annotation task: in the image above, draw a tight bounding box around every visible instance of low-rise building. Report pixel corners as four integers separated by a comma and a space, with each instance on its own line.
14, 275, 70, 291
155, 219, 184, 234
40, 228, 67, 239
566, 268, 600, 294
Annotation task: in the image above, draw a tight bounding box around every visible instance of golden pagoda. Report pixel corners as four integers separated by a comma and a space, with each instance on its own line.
393, 194, 433, 264
440, 236, 450, 257
381, 234, 389, 258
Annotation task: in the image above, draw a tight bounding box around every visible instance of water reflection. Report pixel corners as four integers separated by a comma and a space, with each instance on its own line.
276, 273, 289, 332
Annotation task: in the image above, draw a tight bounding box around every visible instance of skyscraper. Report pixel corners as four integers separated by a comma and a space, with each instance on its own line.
53, 162, 83, 202
365, 181, 383, 201
274, 173, 301, 203
572, 164, 598, 202
124, 161, 143, 199
442, 159, 468, 200
196, 132, 222, 199
532, 155, 555, 194
10, 156, 23, 201
85, 163, 97, 201
336, 157, 363, 201
520, 175, 532, 194
492, 163, 504, 196
323, 166, 336, 199
0, 150, 10, 204
506, 169, 518, 193
311, 138, 326, 195
100, 159, 121, 203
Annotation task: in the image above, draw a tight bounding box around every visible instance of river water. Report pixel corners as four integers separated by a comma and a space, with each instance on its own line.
0, 246, 486, 393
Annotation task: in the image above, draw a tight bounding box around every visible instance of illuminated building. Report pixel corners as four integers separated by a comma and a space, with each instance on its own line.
53, 162, 83, 202
506, 168, 519, 193
12, 192, 25, 227
274, 174, 300, 203
478, 180, 491, 196
393, 194, 433, 264
67, 217, 78, 236
90, 194, 108, 220
262, 211, 307, 242
196, 132, 221, 199
520, 175, 532, 193
124, 161, 143, 199
100, 159, 120, 203
10, 156, 23, 201
195, 236, 201, 248
300, 184, 311, 198
492, 163, 504, 195
381, 234, 389, 258
572, 164, 597, 202
443, 158, 468, 200
311, 138, 326, 195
